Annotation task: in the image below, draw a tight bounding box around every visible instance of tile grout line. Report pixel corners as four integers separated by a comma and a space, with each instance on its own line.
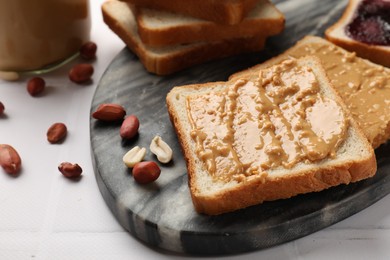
34, 89, 85, 260
34, 169, 66, 259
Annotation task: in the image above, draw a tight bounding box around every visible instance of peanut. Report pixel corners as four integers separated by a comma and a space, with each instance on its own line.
123, 146, 146, 168
0, 101, 4, 115
58, 162, 82, 178
92, 103, 126, 121
132, 161, 161, 184
47, 122, 67, 144
80, 42, 97, 60
27, 77, 45, 96
120, 115, 139, 139
0, 144, 22, 175
69, 63, 94, 84
150, 136, 173, 163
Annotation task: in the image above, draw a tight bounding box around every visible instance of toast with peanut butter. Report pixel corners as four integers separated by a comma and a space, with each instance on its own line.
230, 36, 390, 148
167, 56, 376, 215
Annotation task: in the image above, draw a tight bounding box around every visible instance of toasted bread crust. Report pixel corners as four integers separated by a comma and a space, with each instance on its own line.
325, 35, 390, 67
372, 121, 390, 150
325, 0, 390, 67
166, 57, 376, 215
134, 0, 285, 46
192, 158, 376, 215
102, 1, 267, 75
119, 0, 259, 25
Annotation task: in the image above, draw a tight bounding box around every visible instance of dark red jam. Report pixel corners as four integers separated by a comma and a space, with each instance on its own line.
345, 0, 390, 46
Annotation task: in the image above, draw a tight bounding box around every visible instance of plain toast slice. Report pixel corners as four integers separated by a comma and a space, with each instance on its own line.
134, 0, 285, 46
119, 0, 259, 25
167, 56, 376, 215
230, 36, 390, 148
102, 0, 266, 75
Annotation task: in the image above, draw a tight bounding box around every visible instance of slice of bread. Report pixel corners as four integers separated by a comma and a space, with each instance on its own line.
119, 0, 259, 25
230, 36, 390, 148
134, 0, 285, 46
167, 56, 376, 215
102, 0, 266, 76
325, 0, 390, 67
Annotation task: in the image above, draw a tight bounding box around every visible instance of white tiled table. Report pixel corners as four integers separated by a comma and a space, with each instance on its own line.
1, 1, 390, 259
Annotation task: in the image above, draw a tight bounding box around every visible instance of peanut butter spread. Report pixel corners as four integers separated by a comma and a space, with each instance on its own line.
284, 42, 390, 147
187, 60, 348, 183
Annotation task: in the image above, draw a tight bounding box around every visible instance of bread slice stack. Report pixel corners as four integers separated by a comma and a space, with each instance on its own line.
102, 0, 285, 75
167, 56, 376, 215
325, 0, 390, 67
120, 0, 260, 25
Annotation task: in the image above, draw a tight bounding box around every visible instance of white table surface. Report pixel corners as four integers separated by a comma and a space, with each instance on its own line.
1, 1, 390, 259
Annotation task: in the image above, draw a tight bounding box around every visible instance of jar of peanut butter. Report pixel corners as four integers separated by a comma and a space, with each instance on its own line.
0, 0, 91, 72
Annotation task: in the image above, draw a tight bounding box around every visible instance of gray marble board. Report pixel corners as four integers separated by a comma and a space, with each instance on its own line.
90, 0, 390, 255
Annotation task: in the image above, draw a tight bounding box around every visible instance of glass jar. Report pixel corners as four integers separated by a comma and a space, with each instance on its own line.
0, 0, 91, 72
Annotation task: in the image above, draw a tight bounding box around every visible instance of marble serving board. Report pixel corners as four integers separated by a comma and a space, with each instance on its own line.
90, 0, 390, 255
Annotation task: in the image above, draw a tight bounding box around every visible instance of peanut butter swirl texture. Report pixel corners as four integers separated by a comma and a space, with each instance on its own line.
288, 42, 390, 148
187, 60, 348, 183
